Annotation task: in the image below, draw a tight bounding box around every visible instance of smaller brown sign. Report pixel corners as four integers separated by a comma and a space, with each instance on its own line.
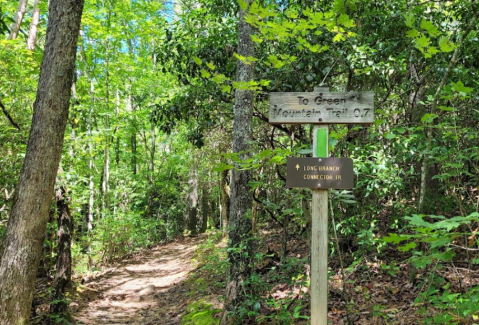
287, 157, 354, 189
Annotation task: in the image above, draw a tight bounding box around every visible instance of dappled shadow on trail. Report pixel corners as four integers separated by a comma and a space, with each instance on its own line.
72, 236, 202, 325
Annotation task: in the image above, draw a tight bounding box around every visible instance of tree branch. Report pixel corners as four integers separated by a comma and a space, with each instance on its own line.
0, 99, 21, 131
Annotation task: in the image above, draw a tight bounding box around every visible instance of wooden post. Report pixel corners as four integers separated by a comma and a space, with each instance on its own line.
311, 86, 329, 325
268, 84, 373, 324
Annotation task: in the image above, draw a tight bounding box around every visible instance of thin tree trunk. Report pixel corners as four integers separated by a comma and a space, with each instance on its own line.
187, 156, 198, 236
131, 133, 137, 174
221, 0, 255, 322
87, 78, 95, 268
27, 0, 41, 50
150, 125, 156, 181
102, 80, 111, 213
7, 0, 28, 40
102, 10, 112, 214
126, 86, 137, 175
0, 0, 84, 322
200, 184, 209, 233
220, 169, 230, 238
115, 88, 121, 165
50, 186, 73, 315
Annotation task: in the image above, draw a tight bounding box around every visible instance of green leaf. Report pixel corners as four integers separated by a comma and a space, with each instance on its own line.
192, 56, 202, 65
406, 29, 419, 38
414, 34, 430, 49
333, 33, 345, 42
420, 113, 438, 124
221, 85, 231, 93
213, 163, 234, 172
337, 14, 355, 28
412, 255, 433, 268
405, 214, 433, 228
248, 181, 263, 189
267, 155, 285, 164
398, 242, 416, 252
427, 46, 439, 55
385, 133, 396, 140
206, 62, 216, 70
452, 81, 473, 94
267, 54, 285, 69
251, 34, 263, 43
258, 149, 272, 157
432, 250, 455, 262
237, 0, 248, 10
383, 233, 410, 244
420, 19, 440, 37
200, 70, 210, 78
439, 36, 455, 52
428, 237, 453, 248
404, 12, 415, 27
439, 106, 455, 112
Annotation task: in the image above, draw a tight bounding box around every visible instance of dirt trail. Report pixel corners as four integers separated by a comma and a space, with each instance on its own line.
72, 236, 203, 325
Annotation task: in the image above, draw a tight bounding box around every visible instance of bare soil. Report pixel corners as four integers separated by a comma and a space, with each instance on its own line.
71, 236, 206, 325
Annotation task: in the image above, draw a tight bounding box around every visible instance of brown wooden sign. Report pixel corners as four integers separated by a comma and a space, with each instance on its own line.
286, 157, 354, 189
269, 91, 374, 124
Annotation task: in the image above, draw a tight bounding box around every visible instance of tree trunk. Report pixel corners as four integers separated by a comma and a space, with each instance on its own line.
87, 77, 95, 266
220, 169, 230, 238
40, 206, 56, 277
102, 13, 112, 214
221, 1, 255, 322
102, 80, 111, 213
27, 0, 41, 50
0, 0, 84, 322
7, 0, 28, 40
126, 87, 138, 175
50, 186, 73, 315
115, 88, 121, 165
200, 184, 209, 233
187, 157, 198, 236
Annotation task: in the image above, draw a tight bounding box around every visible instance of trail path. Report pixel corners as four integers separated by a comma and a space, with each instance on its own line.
72, 236, 204, 325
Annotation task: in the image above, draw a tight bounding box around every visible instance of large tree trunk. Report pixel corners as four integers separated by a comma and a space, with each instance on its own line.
221, 1, 255, 323
50, 186, 73, 315
0, 0, 84, 323
7, 0, 28, 40
27, 0, 41, 50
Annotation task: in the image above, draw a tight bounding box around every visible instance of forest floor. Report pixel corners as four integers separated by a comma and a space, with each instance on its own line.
70, 235, 222, 325
32, 230, 478, 325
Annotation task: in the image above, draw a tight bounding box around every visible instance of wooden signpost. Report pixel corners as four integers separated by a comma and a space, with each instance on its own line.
269, 86, 374, 325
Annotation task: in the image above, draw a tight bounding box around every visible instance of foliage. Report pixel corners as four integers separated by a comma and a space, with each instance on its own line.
384, 212, 479, 323
384, 213, 479, 268
181, 300, 221, 325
